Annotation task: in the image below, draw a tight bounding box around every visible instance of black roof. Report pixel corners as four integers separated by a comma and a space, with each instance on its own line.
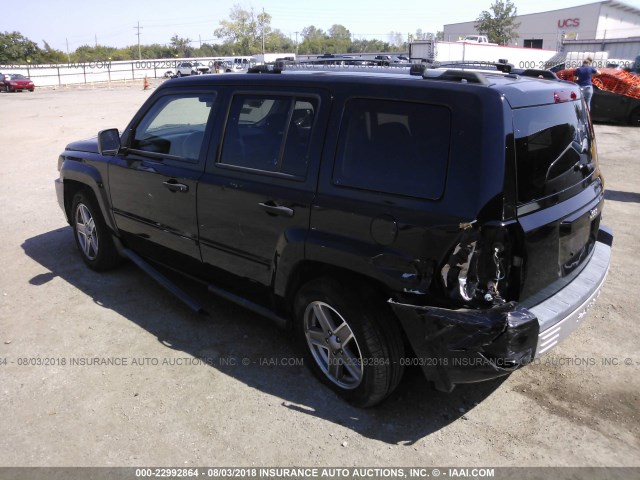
165, 65, 582, 108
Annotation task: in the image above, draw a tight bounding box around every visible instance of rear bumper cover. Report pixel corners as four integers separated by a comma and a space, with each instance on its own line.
389, 226, 613, 392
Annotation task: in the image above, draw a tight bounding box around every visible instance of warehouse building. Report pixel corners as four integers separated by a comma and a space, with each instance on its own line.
443, 0, 640, 59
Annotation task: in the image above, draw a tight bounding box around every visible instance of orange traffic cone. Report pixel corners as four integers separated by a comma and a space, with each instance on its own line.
143, 76, 150, 90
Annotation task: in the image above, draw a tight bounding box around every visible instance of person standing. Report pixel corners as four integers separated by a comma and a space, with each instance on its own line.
575, 58, 600, 109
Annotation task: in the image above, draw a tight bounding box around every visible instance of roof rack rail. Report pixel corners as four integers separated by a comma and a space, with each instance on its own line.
248, 61, 413, 76
422, 69, 491, 85
426, 60, 513, 73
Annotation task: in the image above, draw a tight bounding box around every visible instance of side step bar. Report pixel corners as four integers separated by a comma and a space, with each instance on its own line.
208, 284, 288, 329
121, 247, 204, 314
116, 240, 288, 327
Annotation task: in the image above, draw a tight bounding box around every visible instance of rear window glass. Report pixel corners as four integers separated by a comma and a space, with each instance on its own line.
514, 100, 593, 205
333, 98, 450, 199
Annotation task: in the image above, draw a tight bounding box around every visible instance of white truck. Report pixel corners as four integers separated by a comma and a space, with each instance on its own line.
457, 35, 496, 45
409, 38, 557, 68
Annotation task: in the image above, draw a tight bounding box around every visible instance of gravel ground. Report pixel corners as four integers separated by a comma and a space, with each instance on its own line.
0, 80, 638, 469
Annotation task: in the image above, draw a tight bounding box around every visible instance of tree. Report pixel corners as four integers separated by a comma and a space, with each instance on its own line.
475, 0, 520, 45
0, 31, 39, 63
170, 35, 193, 57
298, 26, 328, 54
327, 24, 351, 53
266, 30, 294, 52
214, 4, 272, 55
349, 38, 390, 54
39, 41, 67, 64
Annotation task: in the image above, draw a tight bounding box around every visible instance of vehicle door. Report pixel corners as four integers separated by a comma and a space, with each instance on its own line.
198, 89, 329, 286
108, 91, 218, 264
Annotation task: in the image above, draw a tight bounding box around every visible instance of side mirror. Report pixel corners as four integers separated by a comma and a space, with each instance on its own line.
98, 128, 121, 155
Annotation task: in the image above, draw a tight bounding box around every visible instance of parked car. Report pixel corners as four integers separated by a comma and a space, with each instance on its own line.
590, 85, 640, 126
3, 73, 35, 92
55, 65, 612, 407
175, 61, 210, 77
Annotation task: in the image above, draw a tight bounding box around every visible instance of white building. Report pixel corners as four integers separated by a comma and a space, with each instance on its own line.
443, 1, 640, 58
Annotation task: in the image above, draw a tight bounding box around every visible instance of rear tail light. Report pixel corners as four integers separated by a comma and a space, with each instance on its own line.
554, 90, 578, 103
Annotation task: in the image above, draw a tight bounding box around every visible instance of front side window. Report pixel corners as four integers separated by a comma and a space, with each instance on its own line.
130, 93, 215, 161
333, 98, 450, 199
219, 94, 317, 178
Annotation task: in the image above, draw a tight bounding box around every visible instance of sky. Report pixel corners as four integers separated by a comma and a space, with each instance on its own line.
3, 0, 640, 52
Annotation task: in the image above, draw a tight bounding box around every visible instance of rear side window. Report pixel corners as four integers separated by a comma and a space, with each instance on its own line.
333, 98, 450, 199
219, 94, 317, 178
514, 100, 593, 205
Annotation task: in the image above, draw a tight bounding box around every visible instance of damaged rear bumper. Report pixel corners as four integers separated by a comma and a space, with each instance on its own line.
389, 226, 613, 392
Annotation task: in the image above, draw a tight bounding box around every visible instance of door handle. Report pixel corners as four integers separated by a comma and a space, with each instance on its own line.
258, 202, 294, 218
163, 180, 189, 193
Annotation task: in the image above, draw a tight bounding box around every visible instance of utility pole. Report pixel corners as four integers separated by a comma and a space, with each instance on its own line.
66, 38, 71, 63
294, 31, 299, 55
134, 21, 143, 60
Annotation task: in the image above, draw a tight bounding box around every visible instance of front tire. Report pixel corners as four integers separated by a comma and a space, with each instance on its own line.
294, 277, 404, 407
71, 191, 121, 271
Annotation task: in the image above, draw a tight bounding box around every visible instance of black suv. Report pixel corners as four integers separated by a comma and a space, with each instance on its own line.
55, 65, 612, 407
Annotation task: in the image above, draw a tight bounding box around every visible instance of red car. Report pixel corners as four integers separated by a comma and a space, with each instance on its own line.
3, 74, 35, 92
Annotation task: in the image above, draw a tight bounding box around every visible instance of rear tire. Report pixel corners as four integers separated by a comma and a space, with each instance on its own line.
293, 277, 404, 407
71, 191, 121, 271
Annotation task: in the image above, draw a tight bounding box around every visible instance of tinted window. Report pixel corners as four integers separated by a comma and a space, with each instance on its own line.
514, 100, 593, 204
219, 94, 317, 178
333, 98, 450, 199
130, 93, 215, 160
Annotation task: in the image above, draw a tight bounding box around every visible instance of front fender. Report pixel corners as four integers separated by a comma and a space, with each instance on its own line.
59, 159, 116, 232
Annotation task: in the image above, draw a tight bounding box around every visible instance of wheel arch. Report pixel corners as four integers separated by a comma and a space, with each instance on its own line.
282, 261, 408, 334
61, 162, 117, 233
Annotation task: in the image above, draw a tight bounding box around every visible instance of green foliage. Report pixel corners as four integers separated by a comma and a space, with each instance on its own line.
298, 26, 327, 54
475, 0, 520, 45
170, 35, 193, 57
0, 31, 39, 63
214, 4, 273, 55
2, 5, 411, 66
40, 41, 67, 63
348, 38, 392, 54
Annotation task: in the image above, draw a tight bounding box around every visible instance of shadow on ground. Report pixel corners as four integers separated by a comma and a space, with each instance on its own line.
22, 227, 507, 445
605, 189, 640, 204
